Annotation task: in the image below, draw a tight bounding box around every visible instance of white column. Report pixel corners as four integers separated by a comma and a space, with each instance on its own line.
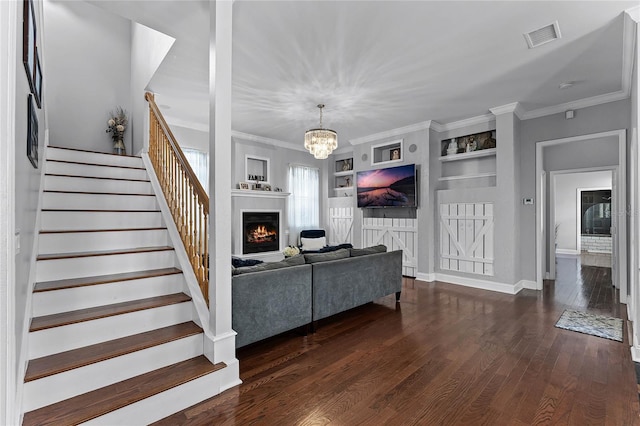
208, 0, 237, 372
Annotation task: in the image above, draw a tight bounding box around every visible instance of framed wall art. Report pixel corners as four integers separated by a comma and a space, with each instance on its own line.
22, 0, 36, 94
27, 94, 38, 169
34, 47, 42, 108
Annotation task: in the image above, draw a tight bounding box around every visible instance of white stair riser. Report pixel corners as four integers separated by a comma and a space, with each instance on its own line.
32, 274, 186, 316
36, 250, 176, 282
47, 148, 143, 168
83, 365, 227, 425
28, 302, 194, 359
44, 175, 153, 194
46, 161, 148, 181
41, 210, 163, 231
38, 229, 170, 254
23, 334, 204, 411
42, 192, 158, 211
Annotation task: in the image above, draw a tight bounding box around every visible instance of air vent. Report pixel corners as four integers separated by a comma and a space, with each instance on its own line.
524, 21, 561, 49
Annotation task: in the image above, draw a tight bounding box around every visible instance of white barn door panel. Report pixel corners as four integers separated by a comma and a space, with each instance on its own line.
328, 207, 353, 245
439, 203, 494, 276
362, 217, 417, 277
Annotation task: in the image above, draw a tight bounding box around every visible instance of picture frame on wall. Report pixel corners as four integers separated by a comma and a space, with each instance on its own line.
34, 48, 42, 108
22, 0, 36, 94
27, 94, 38, 169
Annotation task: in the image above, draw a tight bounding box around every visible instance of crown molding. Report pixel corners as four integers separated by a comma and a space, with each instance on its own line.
521, 90, 628, 120
489, 102, 525, 119
430, 121, 444, 132
622, 10, 638, 97
231, 130, 307, 152
626, 6, 640, 23
436, 113, 496, 132
349, 120, 433, 145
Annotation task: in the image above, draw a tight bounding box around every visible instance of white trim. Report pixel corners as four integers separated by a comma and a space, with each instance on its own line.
244, 154, 270, 185
370, 139, 404, 166
626, 6, 640, 22
622, 11, 637, 98
489, 102, 525, 120
555, 249, 580, 256
415, 272, 435, 282
231, 130, 305, 152
434, 273, 522, 295
0, 0, 17, 422
535, 130, 627, 300
438, 172, 496, 182
231, 189, 290, 199
519, 280, 538, 290
522, 90, 629, 120
439, 148, 496, 162
432, 114, 495, 132
349, 121, 431, 145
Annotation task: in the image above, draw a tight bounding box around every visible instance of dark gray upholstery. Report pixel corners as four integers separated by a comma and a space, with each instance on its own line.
311, 250, 403, 321
349, 244, 387, 257
232, 264, 312, 348
303, 248, 350, 264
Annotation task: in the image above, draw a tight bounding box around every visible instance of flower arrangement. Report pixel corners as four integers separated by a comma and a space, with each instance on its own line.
283, 245, 300, 257
106, 107, 128, 154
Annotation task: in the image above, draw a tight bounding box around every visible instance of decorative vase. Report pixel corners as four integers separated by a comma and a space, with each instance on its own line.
113, 140, 126, 155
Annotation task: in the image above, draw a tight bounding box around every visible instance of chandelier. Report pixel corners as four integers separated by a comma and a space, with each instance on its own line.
304, 104, 338, 159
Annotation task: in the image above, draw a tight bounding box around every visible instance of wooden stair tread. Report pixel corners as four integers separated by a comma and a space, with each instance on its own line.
45, 173, 150, 182
40, 227, 167, 234
30, 293, 191, 331
47, 159, 146, 170
48, 145, 142, 158
44, 189, 155, 196
22, 356, 224, 426
37, 246, 173, 261
25, 322, 203, 382
34, 268, 183, 292
41, 208, 160, 213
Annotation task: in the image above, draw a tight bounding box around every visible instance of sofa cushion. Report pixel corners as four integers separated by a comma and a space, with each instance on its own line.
304, 248, 350, 264
232, 257, 264, 268
350, 244, 387, 257
301, 236, 326, 251
318, 243, 353, 253
232, 254, 304, 275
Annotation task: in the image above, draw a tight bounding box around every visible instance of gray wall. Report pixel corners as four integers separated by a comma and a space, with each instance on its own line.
519, 98, 631, 281
15, 0, 46, 388
44, 0, 131, 153
172, 125, 209, 152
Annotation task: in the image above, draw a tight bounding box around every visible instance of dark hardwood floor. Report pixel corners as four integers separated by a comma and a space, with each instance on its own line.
156, 259, 639, 425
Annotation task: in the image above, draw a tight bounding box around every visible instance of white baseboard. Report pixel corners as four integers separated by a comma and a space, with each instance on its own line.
555, 249, 579, 256
631, 345, 640, 363
435, 273, 521, 295
415, 272, 435, 282
518, 280, 538, 290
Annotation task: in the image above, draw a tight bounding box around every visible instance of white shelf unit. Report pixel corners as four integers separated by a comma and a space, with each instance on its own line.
438, 172, 497, 182
371, 139, 403, 165
333, 157, 354, 197
439, 148, 496, 162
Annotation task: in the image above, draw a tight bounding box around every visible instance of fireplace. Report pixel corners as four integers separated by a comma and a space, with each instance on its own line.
242, 211, 280, 254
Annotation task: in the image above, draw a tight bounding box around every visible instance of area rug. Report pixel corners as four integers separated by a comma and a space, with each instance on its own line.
555, 309, 623, 342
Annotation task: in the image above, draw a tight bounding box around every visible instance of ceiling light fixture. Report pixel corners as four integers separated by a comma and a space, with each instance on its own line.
304, 104, 337, 160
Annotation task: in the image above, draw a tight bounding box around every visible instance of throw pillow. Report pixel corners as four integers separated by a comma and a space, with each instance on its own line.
300, 236, 326, 251
232, 257, 264, 268
232, 255, 305, 275
350, 244, 387, 257
304, 248, 350, 264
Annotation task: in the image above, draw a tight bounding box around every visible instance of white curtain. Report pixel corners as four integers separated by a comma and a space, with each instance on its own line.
288, 164, 320, 244
183, 148, 209, 194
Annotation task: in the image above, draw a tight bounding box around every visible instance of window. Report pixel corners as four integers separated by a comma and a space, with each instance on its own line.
183, 148, 209, 194
288, 164, 319, 241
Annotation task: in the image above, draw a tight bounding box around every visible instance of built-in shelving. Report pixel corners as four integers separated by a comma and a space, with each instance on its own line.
438, 172, 497, 182
332, 156, 354, 197
439, 148, 496, 162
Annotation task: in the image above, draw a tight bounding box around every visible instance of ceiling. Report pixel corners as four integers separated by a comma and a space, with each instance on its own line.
89, 1, 637, 150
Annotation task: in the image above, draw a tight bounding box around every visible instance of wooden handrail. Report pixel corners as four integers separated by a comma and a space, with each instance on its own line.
145, 92, 210, 305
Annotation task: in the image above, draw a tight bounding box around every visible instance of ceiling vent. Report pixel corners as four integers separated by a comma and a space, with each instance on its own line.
524, 21, 561, 49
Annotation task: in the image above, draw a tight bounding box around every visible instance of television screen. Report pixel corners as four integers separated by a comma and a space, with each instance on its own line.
356, 164, 417, 208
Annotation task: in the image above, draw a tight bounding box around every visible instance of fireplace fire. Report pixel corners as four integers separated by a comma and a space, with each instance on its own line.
242, 212, 279, 254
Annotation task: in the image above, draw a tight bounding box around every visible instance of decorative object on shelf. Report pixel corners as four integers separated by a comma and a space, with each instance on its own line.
27, 94, 38, 169
466, 136, 477, 153
253, 183, 262, 190
304, 104, 337, 159
345, 177, 351, 187
106, 106, 128, 155
391, 148, 400, 160
283, 245, 300, 258
478, 131, 496, 149
263, 184, 272, 191
446, 138, 458, 156
341, 158, 352, 171
238, 182, 250, 190
274, 187, 282, 192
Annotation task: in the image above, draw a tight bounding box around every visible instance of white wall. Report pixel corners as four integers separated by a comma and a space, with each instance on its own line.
43, 0, 131, 153
172, 125, 209, 152
554, 171, 612, 252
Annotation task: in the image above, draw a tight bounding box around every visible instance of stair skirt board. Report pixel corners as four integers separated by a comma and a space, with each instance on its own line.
28, 302, 194, 359
42, 191, 158, 211
47, 147, 144, 168
45, 161, 148, 180
82, 365, 226, 425
32, 274, 186, 316
44, 175, 153, 194
23, 334, 204, 411
40, 210, 164, 231
36, 249, 177, 282
38, 228, 171, 254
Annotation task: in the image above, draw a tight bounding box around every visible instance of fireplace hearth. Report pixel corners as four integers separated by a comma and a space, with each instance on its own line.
243, 211, 280, 254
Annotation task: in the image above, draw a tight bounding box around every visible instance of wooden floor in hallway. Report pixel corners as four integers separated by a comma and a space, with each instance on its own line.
156, 261, 640, 425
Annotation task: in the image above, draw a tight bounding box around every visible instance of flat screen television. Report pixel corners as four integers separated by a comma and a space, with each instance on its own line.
356, 163, 417, 208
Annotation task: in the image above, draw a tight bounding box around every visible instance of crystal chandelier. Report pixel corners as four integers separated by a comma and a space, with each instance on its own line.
304, 104, 338, 159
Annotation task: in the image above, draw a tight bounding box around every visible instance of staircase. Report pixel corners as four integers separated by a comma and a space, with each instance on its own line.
22, 146, 225, 425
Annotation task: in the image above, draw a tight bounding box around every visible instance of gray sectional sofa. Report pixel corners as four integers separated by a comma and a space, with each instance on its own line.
232, 248, 403, 348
